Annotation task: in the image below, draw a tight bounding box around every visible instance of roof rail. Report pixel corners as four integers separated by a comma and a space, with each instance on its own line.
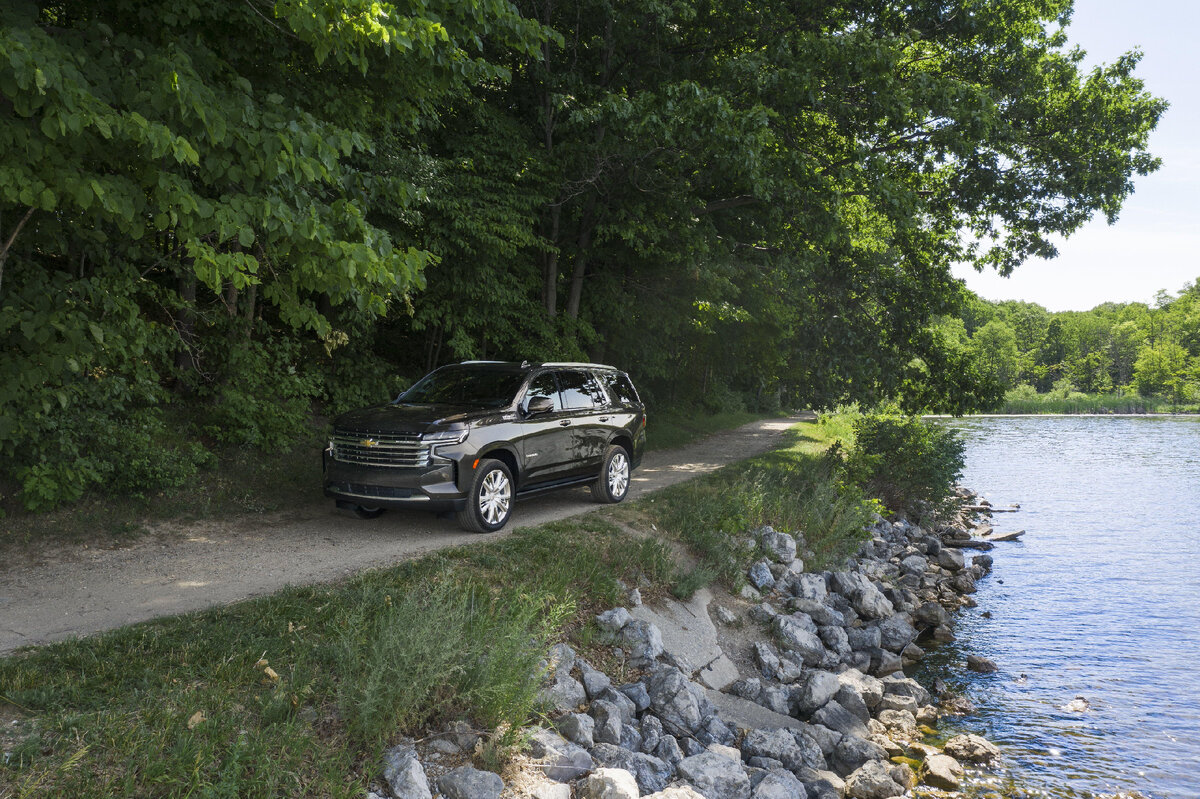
540, 361, 618, 370
459, 360, 507, 364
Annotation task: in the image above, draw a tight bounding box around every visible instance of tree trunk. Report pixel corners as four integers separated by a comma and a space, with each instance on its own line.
175, 266, 199, 393
0, 206, 35, 297
543, 203, 560, 317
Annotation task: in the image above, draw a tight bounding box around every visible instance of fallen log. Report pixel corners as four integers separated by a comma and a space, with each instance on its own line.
942, 539, 995, 551
990, 530, 1025, 542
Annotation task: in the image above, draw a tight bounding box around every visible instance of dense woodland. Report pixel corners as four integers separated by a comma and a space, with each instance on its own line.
0, 0, 1164, 508
949, 278, 1200, 406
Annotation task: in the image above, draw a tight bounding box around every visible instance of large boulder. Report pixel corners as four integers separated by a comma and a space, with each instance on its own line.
792, 670, 841, 716
620, 620, 665, 667
810, 701, 870, 740
843, 760, 905, 799
741, 728, 821, 773
881, 674, 931, 706
556, 713, 595, 748
837, 670, 883, 709
577, 768, 640, 799
791, 574, 829, 602
944, 733, 1001, 764
937, 548, 965, 571
877, 615, 917, 653
591, 700, 625, 745
540, 670, 586, 713
831, 735, 889, 776
677, 751, 752, 799
752, 768, 810, 799
922, 754, 963, 790
436, 767, 504, 799
528, 728, 595, 782
749, 560, 778, 591
773, 616, 827, 665
646, 667, 715, 737
382, 744, 432, 799
762, 529, 799, 564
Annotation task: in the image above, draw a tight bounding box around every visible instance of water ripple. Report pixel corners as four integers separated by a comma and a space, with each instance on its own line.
921, 416, 1200, 799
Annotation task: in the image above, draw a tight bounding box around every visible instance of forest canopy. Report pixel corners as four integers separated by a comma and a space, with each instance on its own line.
0, 0, 1165, 508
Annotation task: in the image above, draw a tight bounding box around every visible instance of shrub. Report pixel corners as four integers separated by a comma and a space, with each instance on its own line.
842, 412, 964, 520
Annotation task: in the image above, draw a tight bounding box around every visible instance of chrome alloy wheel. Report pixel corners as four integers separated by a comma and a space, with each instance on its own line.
478, 468, 512, 526
607, 451, 629, 498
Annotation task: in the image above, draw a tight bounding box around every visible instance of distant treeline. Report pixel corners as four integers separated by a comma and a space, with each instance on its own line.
941, 279, 1200, 411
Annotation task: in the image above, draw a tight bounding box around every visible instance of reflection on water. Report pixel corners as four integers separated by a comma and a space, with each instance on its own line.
918, 416, 1200, 798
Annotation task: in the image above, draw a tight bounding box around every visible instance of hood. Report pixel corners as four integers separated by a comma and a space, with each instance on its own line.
332, 402, 499, 433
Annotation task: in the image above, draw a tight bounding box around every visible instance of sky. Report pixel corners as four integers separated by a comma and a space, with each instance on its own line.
950, 0, 1200, 312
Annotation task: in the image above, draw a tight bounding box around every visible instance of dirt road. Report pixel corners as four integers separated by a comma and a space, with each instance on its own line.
0, 416, 805, 654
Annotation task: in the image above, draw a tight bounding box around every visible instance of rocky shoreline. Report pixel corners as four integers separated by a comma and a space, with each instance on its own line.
367, 489, 1015, 799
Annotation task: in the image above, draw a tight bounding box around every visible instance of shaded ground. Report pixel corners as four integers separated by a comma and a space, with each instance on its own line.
0, 415, 808, 654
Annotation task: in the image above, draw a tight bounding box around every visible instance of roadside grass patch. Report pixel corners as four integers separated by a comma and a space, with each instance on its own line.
0, 518, 672, 798
632, 414, 876, 590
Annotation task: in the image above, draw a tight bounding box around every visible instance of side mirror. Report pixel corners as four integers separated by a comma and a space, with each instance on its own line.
526, 396, 555, 416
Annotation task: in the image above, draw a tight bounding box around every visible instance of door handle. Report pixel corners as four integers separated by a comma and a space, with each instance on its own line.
598, 416, 610, 422
559, 420, 572, 427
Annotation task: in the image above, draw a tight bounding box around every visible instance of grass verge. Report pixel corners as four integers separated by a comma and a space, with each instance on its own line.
995, 391, 1199, 414
0, 415, 868, 798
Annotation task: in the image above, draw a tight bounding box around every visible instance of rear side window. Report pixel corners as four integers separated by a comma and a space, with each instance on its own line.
558, 369, 605, 410
525, 373, 562, 411
598, 371, 640, 406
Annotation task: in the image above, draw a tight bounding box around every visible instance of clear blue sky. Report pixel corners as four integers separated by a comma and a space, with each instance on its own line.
951, 0, 1200, 312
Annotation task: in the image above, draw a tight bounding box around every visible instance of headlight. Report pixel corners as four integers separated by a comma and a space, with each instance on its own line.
422, 428, 469, 446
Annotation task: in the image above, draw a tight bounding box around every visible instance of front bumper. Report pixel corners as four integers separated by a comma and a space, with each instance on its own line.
323, 456, 468, 512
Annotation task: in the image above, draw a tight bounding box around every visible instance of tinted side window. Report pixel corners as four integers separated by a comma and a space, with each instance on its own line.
559, 369, 603, 410
525, 373, 562, 411
599, 371, 640, 406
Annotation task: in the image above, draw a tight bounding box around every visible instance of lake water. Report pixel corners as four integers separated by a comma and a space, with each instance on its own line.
919, 416, 1200, 799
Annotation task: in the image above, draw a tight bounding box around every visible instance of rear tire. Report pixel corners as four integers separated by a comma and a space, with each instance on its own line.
352, 504, 385, 519
592, 444, 631, 504
456, 458, 514, 533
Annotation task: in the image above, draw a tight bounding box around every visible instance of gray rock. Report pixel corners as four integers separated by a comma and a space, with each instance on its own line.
646, 667, 715, 737
787, 598, 845, 628
677, 751, 752, 799
937, 548, 965, 571
797, 722, 841, 758
620, 722, 643, 753
600, 687, 639, 725
730, 677, 763, 701
590, 742, 637, 770
843, 760, 905, 799
803, 775, 842, 799
628, 753, 674, 794
382, 743, 432, 799
877, 615, 917, 653
914, 601, 950, 628
619, 682, 651, 712
748, 755, 785, 770
620, 620, 665, 667
933, 623, 957, 642
655, 734, 684, 765
754, 641, 803, 684
881, 674, 931, 706
832, 686, 870, 725
845, 627, 881, 652
643, 788, 707, 799
837, 670, 883, 709
697, 715, 737, 747
773, 616, 827, 665
750, 560, 778, 591
640, 714, 663, 754
951, 572, 978, 594
762, 529, 799, 564
597, 608, 634, 636
714, 605, 740, 626
876, 709, 917, 737
810, 701, 870, 740
944, 733, 1001, 763
851, 586, 894, 621
750, 602, 781, 623
759, 684, 792, 715
877, 693, 917, 714
868, 648, 903, 677
791, 574, 829, 602
792, 670, 841, 716
528, 728, 595, 782
591, 700, 625, 745
899, 555, 928, 576
548, 642, 578, 672
831, 735, 889, 776
541, 670, 587, 713
578, 768, 640, 799
628, 588, 643, 607
922, 753, 963, 790
818, 626, 850, 655
556, 712, 595, 747
436, 766, 504, 799
581, 661, 613, 699
752, 768, 809, 799
967, 654, 999, 673
901, 642, 925, 664
740, 585, 764, 602
741, 728, 819, 772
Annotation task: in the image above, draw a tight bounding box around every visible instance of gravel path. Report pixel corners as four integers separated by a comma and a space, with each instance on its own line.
0, 416, 806, 654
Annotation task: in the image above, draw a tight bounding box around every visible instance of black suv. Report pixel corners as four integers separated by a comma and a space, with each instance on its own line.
323, 361, 646, 532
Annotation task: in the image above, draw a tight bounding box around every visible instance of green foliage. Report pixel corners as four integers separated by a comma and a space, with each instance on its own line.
337, 577, 565, 747
842, 413, 965, 520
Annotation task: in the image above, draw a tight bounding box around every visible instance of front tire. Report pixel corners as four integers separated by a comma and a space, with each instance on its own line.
456, 458, 514, 533
592, 445, 631, 504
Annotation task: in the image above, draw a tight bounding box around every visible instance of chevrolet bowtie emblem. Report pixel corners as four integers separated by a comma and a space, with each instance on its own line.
360, 438, 378, 447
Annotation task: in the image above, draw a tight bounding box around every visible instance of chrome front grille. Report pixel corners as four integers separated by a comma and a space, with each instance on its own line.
331, 429, 430, 468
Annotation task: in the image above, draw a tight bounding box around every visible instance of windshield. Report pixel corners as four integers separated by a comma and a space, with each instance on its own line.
397, 366, 526, 408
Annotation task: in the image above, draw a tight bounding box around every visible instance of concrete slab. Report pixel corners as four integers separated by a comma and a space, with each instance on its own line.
630, 587, 741, 691
705, 688, 801, 732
